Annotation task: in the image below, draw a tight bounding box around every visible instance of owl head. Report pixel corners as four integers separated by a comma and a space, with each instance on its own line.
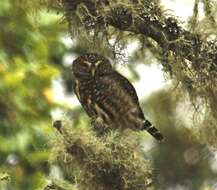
72, 53, 113, 78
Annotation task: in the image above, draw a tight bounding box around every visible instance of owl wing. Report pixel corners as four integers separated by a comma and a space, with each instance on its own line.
98, 72, 164, 141
112, 71, 145, 118
95, 71, 145, 121
111, 71, 140, 103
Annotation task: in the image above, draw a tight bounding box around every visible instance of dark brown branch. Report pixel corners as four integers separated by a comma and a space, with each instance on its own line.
61, 0, 217, 69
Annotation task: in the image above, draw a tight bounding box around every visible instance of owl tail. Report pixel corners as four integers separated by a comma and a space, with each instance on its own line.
142, 120, 164, 141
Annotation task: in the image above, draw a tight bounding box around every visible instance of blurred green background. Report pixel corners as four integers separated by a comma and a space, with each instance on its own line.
0, 0, 217, 189
0, 1, 66, 189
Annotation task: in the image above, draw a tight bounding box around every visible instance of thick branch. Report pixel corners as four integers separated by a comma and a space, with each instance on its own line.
62, 0, 217, 69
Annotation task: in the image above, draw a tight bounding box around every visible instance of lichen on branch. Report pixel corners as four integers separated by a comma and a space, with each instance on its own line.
49, 120, 153, 190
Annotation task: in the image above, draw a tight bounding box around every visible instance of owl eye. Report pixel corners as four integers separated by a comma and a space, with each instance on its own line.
72, 61, 92, 78
96, 61, 112, 75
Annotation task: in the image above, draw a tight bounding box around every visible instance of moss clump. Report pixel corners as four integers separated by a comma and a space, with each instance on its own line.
49, 120, 153, 190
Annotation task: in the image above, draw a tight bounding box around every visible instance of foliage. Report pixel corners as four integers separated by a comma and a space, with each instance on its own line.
144, 89, 217, 189
0, 0, 66, 189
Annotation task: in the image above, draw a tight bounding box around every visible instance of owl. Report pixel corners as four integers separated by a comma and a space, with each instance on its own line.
72, 53, 164, 141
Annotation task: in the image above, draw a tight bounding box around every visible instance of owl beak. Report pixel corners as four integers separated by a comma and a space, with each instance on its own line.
91, 68, 95, 76
91, 61, 101, 76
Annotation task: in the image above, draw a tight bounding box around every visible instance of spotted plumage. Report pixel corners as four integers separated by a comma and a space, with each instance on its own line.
72, 53, 164, 141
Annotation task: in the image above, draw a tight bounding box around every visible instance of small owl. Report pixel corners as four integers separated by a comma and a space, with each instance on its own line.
72, 53, 164, 141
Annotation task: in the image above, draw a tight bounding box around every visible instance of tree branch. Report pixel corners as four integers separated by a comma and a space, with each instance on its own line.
51, 120, 153, 190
